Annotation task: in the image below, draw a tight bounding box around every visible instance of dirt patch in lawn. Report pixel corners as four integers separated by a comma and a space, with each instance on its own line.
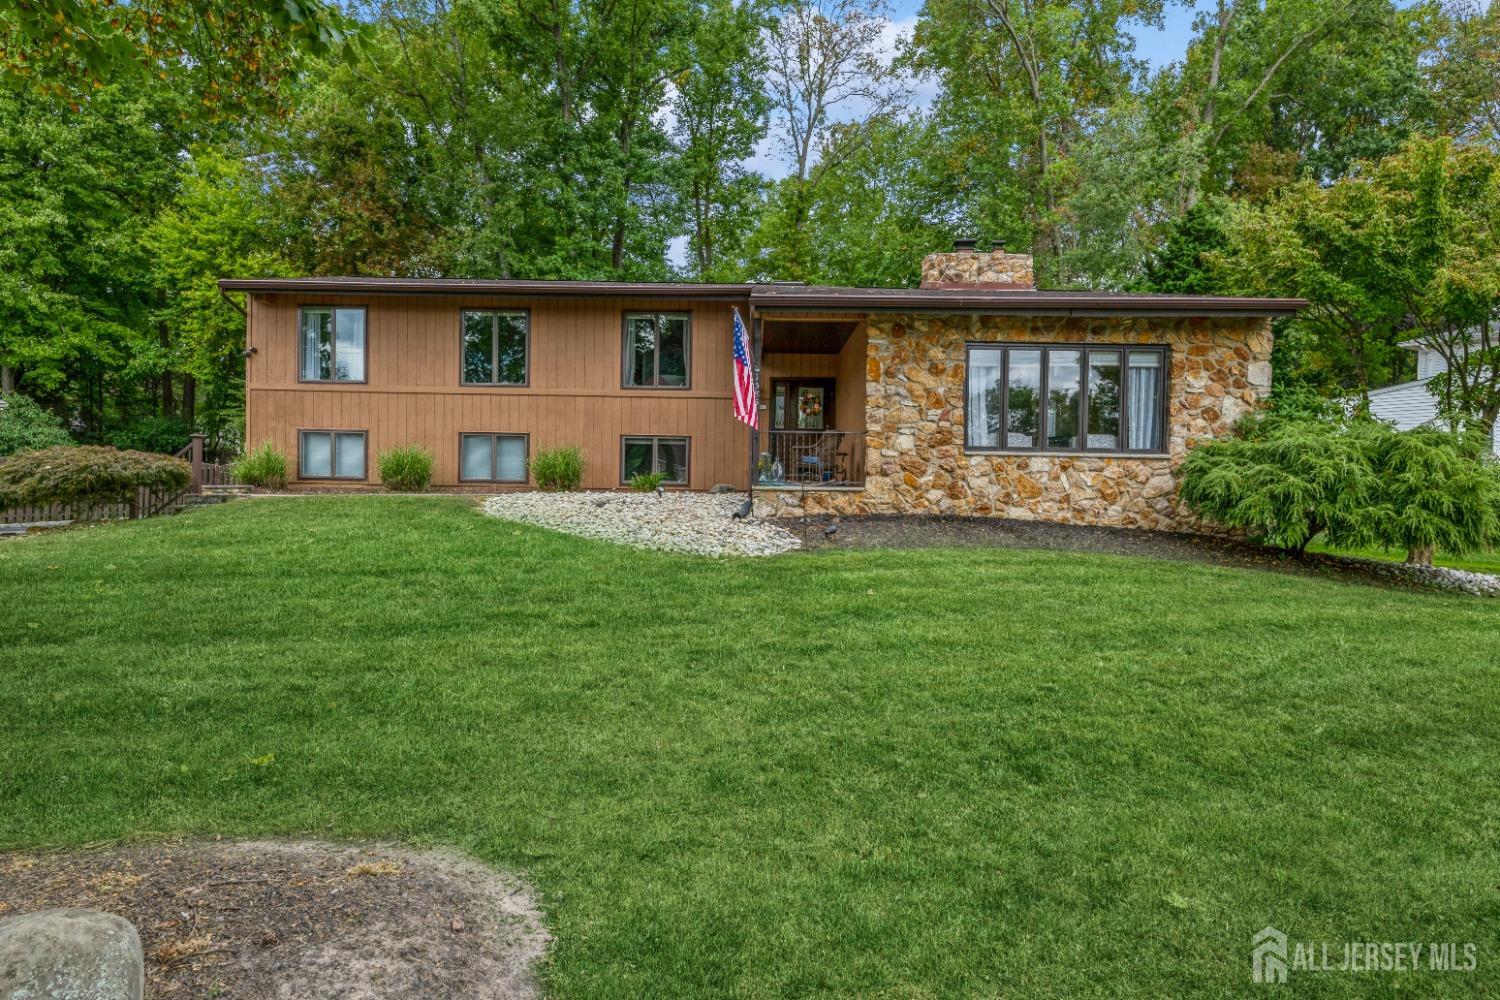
0, 840, 548, 999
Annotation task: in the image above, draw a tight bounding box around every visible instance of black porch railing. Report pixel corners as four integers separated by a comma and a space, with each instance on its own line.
758, 430, 866, 487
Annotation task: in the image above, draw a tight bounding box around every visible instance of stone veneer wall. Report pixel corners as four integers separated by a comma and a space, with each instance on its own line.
755, 313, 1273, 529
920, 250, 1036, 287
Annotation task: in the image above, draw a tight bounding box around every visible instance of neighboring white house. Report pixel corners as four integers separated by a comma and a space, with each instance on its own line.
1367, 339, 1500, 456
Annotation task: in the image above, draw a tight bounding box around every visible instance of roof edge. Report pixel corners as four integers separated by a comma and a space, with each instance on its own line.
217, 277, 1306, 316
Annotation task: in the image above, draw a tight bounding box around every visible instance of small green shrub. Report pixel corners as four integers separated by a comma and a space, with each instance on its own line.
531, 446, 584, 491
230, 442, 289, 490
0, 445, 190, 511
0, 392, 72, 456
378, 444, 434, 492
105, 415, 192, 455
630, 471, 667, 492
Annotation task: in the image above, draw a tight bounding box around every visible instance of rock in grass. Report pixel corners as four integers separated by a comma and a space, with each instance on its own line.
0, 908, 144, 1000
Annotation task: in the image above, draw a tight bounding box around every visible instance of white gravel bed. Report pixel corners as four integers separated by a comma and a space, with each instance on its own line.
1322, 553, 1500, 597
482, 491, 801, 557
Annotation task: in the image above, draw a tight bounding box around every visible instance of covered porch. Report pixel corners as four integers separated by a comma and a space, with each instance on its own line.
755, 314, 868, 487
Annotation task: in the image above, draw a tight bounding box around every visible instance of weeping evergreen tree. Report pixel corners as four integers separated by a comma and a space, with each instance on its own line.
1181, 415, 1500, 564
1176, 416, 1380, 553
1367, 428, 1500, 565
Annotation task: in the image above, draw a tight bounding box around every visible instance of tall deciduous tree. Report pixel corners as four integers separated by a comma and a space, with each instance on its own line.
910, 0, 1160, 284
1155, 0, 1434, 213
144, 147, 293, 446
758, 0, 908, 279
0, 0, 355, 113
0, 86, 179, 430
1219, 136, 1500, 427
672, 0, 772, 279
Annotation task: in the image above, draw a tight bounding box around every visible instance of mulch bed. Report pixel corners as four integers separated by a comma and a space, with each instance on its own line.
0, 840, 548, 999
779, 514, 1486, 593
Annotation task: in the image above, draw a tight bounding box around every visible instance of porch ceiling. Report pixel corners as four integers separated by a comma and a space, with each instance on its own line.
760, 319, 861, 354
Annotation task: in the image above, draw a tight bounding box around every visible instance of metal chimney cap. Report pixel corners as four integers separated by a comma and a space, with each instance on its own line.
952, 238, 978, 254
991, 239, 1006, 252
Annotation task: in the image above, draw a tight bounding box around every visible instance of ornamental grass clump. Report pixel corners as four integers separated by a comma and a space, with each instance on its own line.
0, 445, 190, 513
378, 444, 434, 492
531, 446, 584, 491
230, 442, 289, 490
629, 471, 667, 492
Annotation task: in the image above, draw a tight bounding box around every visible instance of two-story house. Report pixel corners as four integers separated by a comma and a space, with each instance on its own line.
220, 244, 1303, 529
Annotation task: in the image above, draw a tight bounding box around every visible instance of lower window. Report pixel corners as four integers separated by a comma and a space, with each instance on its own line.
965, 344, 1167, 453
299, 430, 366, 479
460, 433, 528, 483
621, 436, 689, 484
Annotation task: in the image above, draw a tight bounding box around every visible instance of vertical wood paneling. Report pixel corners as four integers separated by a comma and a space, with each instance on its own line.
246, 293, 757, 489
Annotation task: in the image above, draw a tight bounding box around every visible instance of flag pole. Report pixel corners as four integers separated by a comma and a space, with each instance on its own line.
748, 309, 762, 511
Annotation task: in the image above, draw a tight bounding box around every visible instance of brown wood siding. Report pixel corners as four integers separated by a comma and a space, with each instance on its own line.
246, 294, 753, 489
834, 324, 867, 431
760, 326, 867, 433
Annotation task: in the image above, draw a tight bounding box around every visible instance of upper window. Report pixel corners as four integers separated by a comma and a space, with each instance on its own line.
965, 344, 1167, 453
300, 307, 366, 382
462, 311, 529, 385
622, 436, 689, 484
623, 313, 690, 388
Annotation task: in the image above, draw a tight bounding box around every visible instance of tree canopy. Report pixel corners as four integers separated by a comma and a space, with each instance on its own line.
0, 0, 1497, 447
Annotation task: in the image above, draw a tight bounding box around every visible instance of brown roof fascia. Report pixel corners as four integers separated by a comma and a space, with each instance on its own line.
216, 277, 1306, 317
217, 277, 755, 301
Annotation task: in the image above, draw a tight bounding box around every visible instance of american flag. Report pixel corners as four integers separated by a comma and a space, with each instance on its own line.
731, 307, 759, 429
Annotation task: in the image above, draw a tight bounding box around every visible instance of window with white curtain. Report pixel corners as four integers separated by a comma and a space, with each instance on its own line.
460, 434, 528, 482
299, 307, 366, 382
299, 430, 366, 479
964, 344, 1167, 453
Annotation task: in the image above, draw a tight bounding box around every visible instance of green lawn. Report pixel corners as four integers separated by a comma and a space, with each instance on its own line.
3, 498, 1498, 997
1307, 537, 1500, 576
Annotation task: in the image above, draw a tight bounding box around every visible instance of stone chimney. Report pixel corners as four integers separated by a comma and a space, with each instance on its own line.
920, 239, 1034, 289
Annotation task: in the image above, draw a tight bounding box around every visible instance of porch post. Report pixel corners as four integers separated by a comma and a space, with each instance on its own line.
749, 310, 763, 501
188, 433, 206, 494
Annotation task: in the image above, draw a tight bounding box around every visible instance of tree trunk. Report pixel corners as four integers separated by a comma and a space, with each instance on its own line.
1406, 544, 1435, 567
0, 364, 13, 393
159, 318, 174, 417
181, 375, 196, 425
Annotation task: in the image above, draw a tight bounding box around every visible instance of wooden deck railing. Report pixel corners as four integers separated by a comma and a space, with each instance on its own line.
0, 434, 233, 526
758, 430, 866, 487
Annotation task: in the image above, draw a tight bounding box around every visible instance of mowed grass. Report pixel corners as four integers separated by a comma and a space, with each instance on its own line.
3, 497, 1499, 998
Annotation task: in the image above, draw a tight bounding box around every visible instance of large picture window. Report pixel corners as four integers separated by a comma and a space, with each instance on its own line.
299, 430, 366, 479
299, 307, 366, 382
621, 436, 689, 484
965, 344, 1168, 454
462, 311, 529, 385
460, 433, 528, 482
623, 313, 690, 388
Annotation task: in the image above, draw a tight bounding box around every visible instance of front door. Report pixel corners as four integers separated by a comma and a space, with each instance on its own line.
771, 379, 834, 431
